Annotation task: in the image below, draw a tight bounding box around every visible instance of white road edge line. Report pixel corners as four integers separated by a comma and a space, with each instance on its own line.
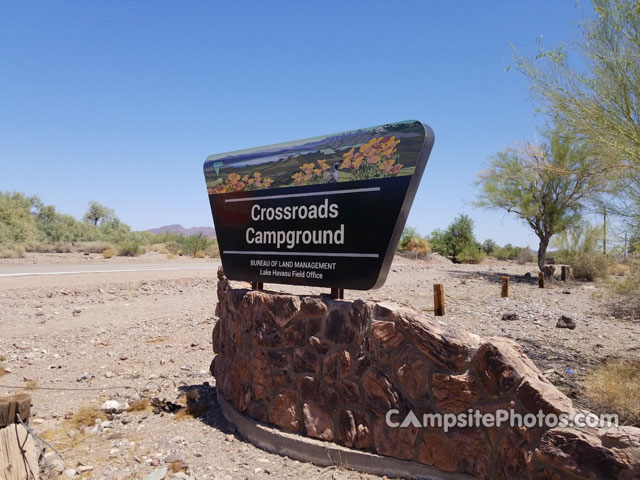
0, 266, 221, 278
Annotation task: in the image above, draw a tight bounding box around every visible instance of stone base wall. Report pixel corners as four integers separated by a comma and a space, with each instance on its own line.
211, 269, 640, 479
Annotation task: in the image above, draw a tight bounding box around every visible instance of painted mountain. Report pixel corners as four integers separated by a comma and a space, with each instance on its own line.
203, 120, 426, 194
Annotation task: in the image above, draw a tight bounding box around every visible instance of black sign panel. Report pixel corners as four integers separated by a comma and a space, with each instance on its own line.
203, 120, 434, 290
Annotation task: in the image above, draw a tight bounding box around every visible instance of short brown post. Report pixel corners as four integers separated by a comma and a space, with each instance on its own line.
501, 276, 509, 297
0, 392, 39, 479
561, 266, 569, 282
539, 272, 545, 288
433, 283, 445, 316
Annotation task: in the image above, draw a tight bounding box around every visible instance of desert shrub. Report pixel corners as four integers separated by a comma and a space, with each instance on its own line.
570, 252, 612, 281
610, 263, 630, 277
516, 248, 535, 264
73, 241, 113, 254
118, 239, 142, 257
149, 243, 169, 254
457, 244, 485, 264
102, 247, 117, 259
205, 243, 220, 258
402, 237, 430, 254
0, 246, 26, 259
166, 253, 177, 259
584, 359, 640, 426
614, 259, 640, 294
193, 250, 205, 258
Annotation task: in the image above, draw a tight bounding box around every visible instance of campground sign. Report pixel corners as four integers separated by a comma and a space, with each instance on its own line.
203, 120, 434, 290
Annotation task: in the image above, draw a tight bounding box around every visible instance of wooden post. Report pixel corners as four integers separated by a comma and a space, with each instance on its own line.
433, 284, 445, 316
561, 266, 569, 282
0, 392, 39, 480
250, 282, 263, 291
501, 276, 509, 297
539, 272, 545, 288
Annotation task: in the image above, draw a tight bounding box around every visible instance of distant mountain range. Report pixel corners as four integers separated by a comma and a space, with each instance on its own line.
146, 224, 216, 237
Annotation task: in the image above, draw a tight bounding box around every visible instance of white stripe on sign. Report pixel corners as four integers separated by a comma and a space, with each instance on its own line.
223, 251, 379, 258
0, 266, 220, 278
224, 187, 380, 203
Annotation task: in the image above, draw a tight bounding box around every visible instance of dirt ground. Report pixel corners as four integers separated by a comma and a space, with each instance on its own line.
0, 252, 638, 480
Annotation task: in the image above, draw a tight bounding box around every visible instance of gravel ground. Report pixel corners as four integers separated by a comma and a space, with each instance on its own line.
0, 252, 638, 479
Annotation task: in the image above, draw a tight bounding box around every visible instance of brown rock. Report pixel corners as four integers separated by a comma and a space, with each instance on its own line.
338, 379, 362, 405
393, 307, 472, 372
272, 295, 301, 327
231, 382, 251, 412
282, 320, 306, 348
395, 349, 430, 399
325, 308, 355, 344
307, 316, 323, 336
212, 321, 221, 354
432, 372, 481, 414
253, 318, 282, 348
251, 349, 272, 401
535, 428, 630, 479
349, 300, 370, 332
320, 383, 341, 411
308, 335, 330, 355
516, 376, 572, 416
266, 350, 291, 370
301, 296, 328, 316
416, 433, 456, 472
303, 403, 334, 441
472, 337, 533, 397
293, 348, 319, 374
297, 375, 322, 404
322, 349, 351, 384
373, 418, 418, 460
246, 400, 268, 422
448, 427, 492, 479
372, 321, 404, 348
492, 428, 533, 480
268, 389, 300, 432
339, 409, 370, 449
362, 369, 401, 416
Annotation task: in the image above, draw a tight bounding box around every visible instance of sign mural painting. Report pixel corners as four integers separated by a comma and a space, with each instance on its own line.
203, 120, 434, 290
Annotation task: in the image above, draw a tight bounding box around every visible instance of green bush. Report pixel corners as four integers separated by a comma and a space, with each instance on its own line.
516, 248, 535, 264
0, 246, 26, 259
614, 259, 640, 294
570, 252, 612, 281
457, 245, 485, 264
481, 239, 496, 254
118, 239, 142, 257
429, 214, 478, 262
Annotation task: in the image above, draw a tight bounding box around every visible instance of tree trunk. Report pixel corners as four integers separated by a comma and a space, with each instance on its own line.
537, 236, 550, 272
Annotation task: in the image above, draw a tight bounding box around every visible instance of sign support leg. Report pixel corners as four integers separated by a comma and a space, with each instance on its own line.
251, 282, 264, 291
330, 288, 344, 299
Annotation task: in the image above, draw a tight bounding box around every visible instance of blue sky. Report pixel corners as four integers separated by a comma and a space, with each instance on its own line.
0, 1, 589, 247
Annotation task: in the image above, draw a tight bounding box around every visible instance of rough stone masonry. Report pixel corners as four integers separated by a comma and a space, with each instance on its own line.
210, 269, 640, 479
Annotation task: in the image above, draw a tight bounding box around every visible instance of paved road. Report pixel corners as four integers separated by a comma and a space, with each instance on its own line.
0, 261, 222, 277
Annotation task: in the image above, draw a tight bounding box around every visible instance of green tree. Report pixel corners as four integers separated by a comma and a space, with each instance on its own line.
515, 0, 640, 237
476, 128, 608, 271
83, 201, 115, 226
481, 239, 496, 254
0, 192, 38, 245
430, 214, 478, 262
